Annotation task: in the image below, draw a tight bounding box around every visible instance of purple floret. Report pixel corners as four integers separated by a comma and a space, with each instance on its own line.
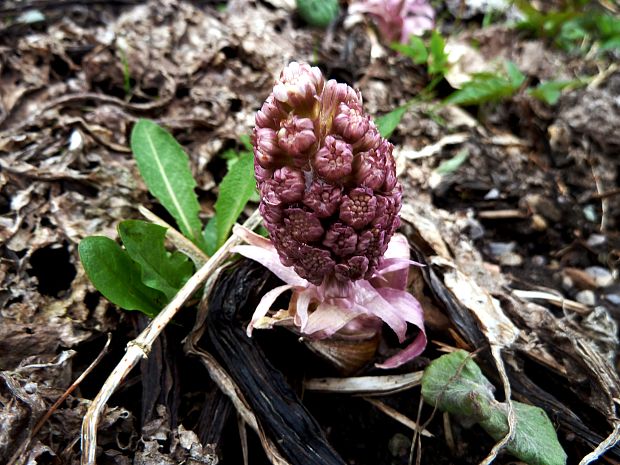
333, 103, 370, 143
314, 135, 354, 182
277, 116, 316, 162
303, 180, 343, 218
323, 223, 358, 257
294, 245, 336, 285
284, 208, 325, 243
339, 188, 378, 229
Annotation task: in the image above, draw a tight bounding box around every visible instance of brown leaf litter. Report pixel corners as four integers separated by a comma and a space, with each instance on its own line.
1, 1, 619, 464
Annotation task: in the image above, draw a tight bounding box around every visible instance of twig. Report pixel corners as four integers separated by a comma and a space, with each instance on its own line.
363, 397, 433, 438
512, 289, 590, 313
579, 422, 620, 465
238, 414, 249, 465
443, 412, 455, 452
138, 205, 208, 268
588, 155, 610, 233
8, 334, 112, 465
478, 345, 516, 465
477, 209, 528, 220
400, 133, 469, 160
80, 210, 262, 465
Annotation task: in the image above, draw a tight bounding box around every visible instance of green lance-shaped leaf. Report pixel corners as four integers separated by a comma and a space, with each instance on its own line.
434, 149, 469, 175
528, 78, 587, 105
130, 119, 204, 247
376, 105, 409, 139
79, 236, 166, 317
444, 74, 517, 106
118, 220, 193, 300
429, 30, 448, 77
202, 216, 218, 257
213, 151, 256, 250
422, 351, 567, 465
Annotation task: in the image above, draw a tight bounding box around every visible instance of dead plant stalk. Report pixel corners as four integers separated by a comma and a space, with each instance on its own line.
80, 210, 262, 465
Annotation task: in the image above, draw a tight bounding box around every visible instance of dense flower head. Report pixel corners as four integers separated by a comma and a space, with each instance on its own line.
253, 62, 402, 286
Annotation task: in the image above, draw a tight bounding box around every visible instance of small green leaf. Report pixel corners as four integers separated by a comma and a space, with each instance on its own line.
203, 216, 218, 256
429, 30, 448, 76
422, 351, 567, 465
376, 105, 409, 138
239, 134, 252, 151
130, 119, 204, 247
422, 350, 495, 419
391, 37, 428, 64
528, 78, 588, 105
434, 149, 469, 175
296, 0, 339, 28
214, 152, 256, 249
444, 73, 517, 106
480, 401, 568, 465
79, 236, 166, 317
118, 220, 193, 300
599, 36, 620, 52
505, 61, 526, 88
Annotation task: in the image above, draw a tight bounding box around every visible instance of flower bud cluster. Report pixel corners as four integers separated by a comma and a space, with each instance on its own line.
253, 62, 402, 286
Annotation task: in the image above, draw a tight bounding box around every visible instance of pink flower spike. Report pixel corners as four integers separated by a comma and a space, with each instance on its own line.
241, 62, 427, 368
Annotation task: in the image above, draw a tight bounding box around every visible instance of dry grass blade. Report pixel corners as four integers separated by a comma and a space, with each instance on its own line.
304, 372, 423, 396
512, 289, 590, 313
363, 398, 433, 438
138, 205, 208, 267
401, 133, 469, 160
579, 422, 620, 465
478, 345, 516, 465
80, 211, 261, 465
9, 334, 112, 465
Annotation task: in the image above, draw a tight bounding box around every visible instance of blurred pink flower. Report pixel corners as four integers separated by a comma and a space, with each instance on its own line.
349, 0, 435, 44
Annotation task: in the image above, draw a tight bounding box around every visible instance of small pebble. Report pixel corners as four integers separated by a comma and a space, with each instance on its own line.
583, 205, 598, 223
466, 218, 485, 240
531, 214, 547, 231
605, 294, 620, 306
585, 266, 614, 288
488, 241, 516, 257
576, 290, 596, 306
484, 188, 500, 200
531, 255, 547, 267
586, 234, 606, 247
24, 382, 37, 394
562, 275, 574, 290
523, 193, 561, 222
499, 252, 523, 266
